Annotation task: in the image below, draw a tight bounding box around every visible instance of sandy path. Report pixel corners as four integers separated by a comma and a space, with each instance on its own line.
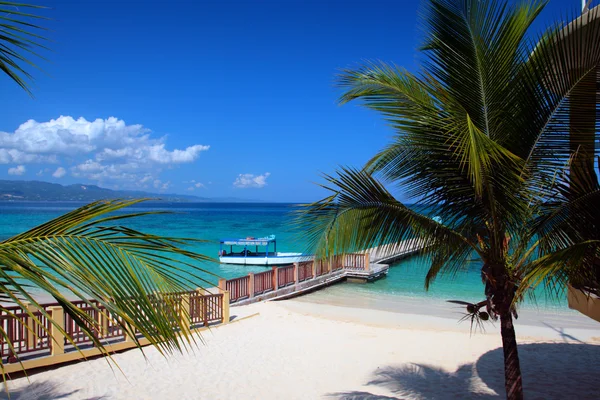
1, 300, 599, 400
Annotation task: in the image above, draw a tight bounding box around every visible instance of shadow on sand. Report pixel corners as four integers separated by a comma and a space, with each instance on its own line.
329, 343, 600, 400
0, 381, 105, 400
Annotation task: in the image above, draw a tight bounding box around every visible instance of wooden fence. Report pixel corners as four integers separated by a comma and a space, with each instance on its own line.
0, 290, 227, 373
221, 253, 370, 304
277, 265, 295, 288
298, 261, 313, 282
226, 276, 251, 302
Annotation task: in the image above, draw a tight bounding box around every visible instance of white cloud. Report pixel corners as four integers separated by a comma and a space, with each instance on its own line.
8, 165, 26, 176
187, 182, 205, 191
233, 172, 270, 188
52, 167, 66, 178
0, 149, 57, 164
0, 116, 210, 187
152, 179, 171, 191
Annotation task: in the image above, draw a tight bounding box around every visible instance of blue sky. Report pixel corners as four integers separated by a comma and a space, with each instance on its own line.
0, 0, 591, 202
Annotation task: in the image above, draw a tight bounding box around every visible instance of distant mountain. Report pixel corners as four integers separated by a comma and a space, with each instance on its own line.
0, 180, 255, 202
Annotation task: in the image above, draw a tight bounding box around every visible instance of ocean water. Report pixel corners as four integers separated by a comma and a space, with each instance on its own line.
0, 201, 568, 311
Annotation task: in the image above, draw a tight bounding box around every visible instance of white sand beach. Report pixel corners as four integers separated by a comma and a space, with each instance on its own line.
2, 296, 599, 400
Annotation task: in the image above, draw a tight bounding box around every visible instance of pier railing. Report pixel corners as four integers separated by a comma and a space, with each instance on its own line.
298, 261, 313, 282
0, 249, 401, 374
226, 276, 251, 302
221, 253, 371, 304
254, 270, 274, 295
0, 290, 228, 374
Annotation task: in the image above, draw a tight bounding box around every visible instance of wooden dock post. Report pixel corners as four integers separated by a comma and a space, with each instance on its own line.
49, 306, 65, 356
222, 291, 230, 323
272, 266, 279, 291
248, 272, 255, 298
218, 278, 227, 293
364, 252, 370, 271
181, 293, 191, 334
293, 262, 299, 284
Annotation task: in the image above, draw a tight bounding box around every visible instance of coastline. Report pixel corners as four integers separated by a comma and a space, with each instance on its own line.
3, 294, 598, 399
292, 284, 598, 334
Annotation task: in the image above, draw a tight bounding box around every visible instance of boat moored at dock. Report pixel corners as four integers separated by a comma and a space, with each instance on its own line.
219, 235, 310, 266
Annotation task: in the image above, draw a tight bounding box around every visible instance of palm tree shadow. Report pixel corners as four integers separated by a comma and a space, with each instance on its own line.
0, 381, 104, 400
329, 343, 600, 400
329, 363, 497, 400
477, 342, 600, 399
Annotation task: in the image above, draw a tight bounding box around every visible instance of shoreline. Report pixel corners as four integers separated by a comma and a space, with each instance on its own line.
276, 297, 600, 343
290, 284, 598, 332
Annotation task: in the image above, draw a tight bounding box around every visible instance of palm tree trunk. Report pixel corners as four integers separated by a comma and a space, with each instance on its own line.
500, 311, 523, 400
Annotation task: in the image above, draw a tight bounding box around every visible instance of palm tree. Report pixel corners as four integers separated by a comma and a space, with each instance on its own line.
0, 2, 217, 373
297, 1, 599, 399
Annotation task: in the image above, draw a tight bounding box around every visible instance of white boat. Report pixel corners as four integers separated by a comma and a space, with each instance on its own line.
218, 235, 310, 266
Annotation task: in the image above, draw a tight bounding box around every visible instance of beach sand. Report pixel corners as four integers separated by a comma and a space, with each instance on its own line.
1, 297, 599, 400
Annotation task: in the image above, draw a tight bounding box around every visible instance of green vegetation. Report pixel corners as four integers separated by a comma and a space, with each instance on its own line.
0, 1, 48, 95
297, 1, 599, 399
0, 180, 209, 202
0, 199, 213, 360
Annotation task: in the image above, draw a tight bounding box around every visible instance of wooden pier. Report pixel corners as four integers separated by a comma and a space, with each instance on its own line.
220, 240, 422, 306
367, 240, 424, 264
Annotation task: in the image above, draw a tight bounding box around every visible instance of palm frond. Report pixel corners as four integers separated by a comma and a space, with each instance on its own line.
421, 0, 546, 140
518, 240, 600, 299
294, 168, 479, 285
0, 1, 49, 95
0, 199, 216, 368
512, 6, 600, 180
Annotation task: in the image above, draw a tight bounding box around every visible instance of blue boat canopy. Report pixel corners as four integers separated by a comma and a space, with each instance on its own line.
220, 235, 276, 246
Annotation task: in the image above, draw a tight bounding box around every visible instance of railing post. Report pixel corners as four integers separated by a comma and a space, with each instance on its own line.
181, 293, 191, 333
293, 263, 299, 284
272, 266, 279, 291
100, 310, 109, 338
49, 306, 64, 356
202, 294, 208, 326
218, 278, 227, 293
248, 272, 255, 298
25, 303, 36, 348
311, 260, 316, 278
364, 252, 370, 271
222, 291, 230, 324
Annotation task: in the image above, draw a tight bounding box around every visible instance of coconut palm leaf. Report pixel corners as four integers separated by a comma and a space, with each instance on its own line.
519, 158, 600, 297
0, 1, 49, 95
0, 199, 216, 370
518, 241, 600, 298
295, 168, 479, 288
512, 6, 600, 183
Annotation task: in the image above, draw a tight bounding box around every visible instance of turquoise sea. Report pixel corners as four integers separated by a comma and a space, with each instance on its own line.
0, 201, 569, 311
